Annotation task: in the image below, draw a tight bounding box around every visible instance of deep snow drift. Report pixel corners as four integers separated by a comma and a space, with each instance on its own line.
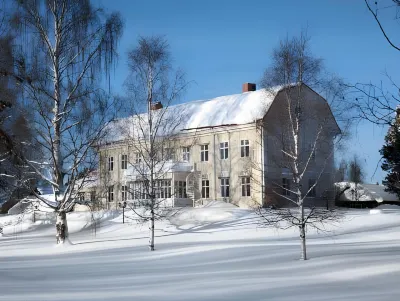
1, 202, 400, 301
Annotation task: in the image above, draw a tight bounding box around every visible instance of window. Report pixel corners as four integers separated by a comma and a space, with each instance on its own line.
90, 191, 96, 202
282, 178, 291, 196
201, 145, 209, 162
308, 179, 316, 197
135, 153, 142, 164
174, 181, 187, 198
108, 186, 114, 202
182, 147, 190, 161
156, 180, 172, 198
121, 185, 128, 201
132, 182, 144, 199
241, 140, 250, 157
220, 142, 229, 160
220, 178, 230, 197
108, 157, 114, 171
241, 177, 251, 197
202, 180, 210, 198
164, 148, 174, 160
121, 154, 128, 170
78, 192, 85, 202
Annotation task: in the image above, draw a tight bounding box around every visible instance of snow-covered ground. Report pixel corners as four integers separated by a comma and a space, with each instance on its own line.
1, 202, 400, 300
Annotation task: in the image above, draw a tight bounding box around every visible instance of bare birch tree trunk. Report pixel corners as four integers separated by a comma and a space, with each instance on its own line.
56, 210, 68, 244
299, 205, 307, 260
149, 210, 155, 251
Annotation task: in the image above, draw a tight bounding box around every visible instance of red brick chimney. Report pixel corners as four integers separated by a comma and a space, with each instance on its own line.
242, 83, 256, 93
150, 101, 163, 110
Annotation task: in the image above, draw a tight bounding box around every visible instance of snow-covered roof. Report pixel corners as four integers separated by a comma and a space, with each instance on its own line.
103, 87, 281, 143
335, 182, 399, 203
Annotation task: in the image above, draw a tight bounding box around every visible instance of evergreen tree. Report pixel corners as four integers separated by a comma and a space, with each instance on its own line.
380, 108, 400, 198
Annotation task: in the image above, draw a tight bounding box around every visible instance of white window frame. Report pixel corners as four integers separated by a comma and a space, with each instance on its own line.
241, 177, 251, 197
220, 142, 229, 160
121, 185, 128, 201
220, 178, 230, 198
135, 153, 142, 164
202, 180, 210, 198
78, 192, 85, 202
174, 181, 187, 198
108, 157, 114, 171
108, 186, 114, 202
182, 146, 190, 162
121, 154, 128, 170
241, 140, 250, 158
200, 145, 209, 162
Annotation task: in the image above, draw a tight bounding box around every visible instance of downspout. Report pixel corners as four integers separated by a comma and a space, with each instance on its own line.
228, 130, 231, 203
260, 123, 265, 205
213, 131, 217, 200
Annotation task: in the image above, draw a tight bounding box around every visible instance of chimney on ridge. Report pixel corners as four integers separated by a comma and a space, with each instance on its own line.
242, 83, 256, 93
150, 101, 163, 110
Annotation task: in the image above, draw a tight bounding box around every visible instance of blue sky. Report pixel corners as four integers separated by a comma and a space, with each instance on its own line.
97, 0, 400, 183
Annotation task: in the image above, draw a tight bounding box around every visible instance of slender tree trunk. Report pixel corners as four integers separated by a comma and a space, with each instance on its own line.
56, 210, 68, 244
299, 205, 307, 260
149, 210, 155, 251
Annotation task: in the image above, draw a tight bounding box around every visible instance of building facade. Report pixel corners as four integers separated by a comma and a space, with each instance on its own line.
80, 83, 339, 209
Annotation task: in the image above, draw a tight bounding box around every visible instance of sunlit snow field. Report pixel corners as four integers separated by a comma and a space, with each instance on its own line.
1, 202, 400, 301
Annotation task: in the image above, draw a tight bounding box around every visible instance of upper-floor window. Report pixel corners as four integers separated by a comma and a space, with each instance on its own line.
135, 153, 142, 164
282, 178, 291, 196
201, 145, 209, 162
220, 142, 229, 160
108, 185, 114, 202
241, 140, 250, 157
220, 178, 230, 197
164, 148, 174, 160
241, 177, 251, 197
108, 157, 114, 171
202, 180, 209, 198
90, 191, 96, 202
308, 179, 316, 197
182, 147, 190, 162
121, 185, 128, 201
121, 154, 128, 170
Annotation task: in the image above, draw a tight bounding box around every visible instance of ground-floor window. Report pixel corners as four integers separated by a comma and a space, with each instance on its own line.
131, 181, 149, 199
308, 179, 316, 197
202, 180, 210, 198
155, 180, 172, 199
282, 178, 291, 196
241, 177, 250, 197
220, 178, 229, 198
108, 186, 114, 202
121, 185, 128, 201
175, 181, 187, 198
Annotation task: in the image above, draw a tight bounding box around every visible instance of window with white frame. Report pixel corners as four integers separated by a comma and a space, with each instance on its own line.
220, 178, 230, 197
164, 148, 174, 160
135, 153, 142, 164
202, 180, 210, 198
241, 140, 250, 157
182, 146, 190, 162
156, 180, 172, 198
90, 191, 96, 202
308, 179, 316, 197
201, 145, 209, 162
282, 178, 291, 196
241, 177, 251, 197
121, 185, 128, 201
121, 154, 128, 169
78, 192, 85, 202
108, 157, 114, 171
174, 181, 187, 198
108, 186, 114, 202
220, 142, 229, 160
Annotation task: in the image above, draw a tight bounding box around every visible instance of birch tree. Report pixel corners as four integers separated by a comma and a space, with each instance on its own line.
254, 32, 348, 260
120, 36, 186, 251
5, 0, 123, 244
